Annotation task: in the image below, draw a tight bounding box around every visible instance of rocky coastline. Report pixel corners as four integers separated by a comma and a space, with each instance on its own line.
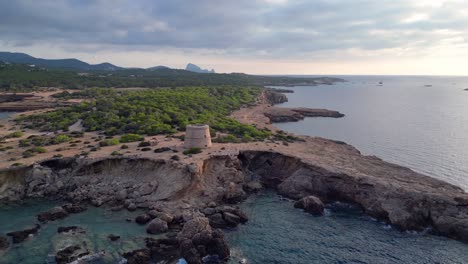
264, 107, 344, 122
2, 87, 468, 263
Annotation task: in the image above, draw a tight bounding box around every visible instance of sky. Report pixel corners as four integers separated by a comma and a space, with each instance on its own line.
0, 0, 467, 75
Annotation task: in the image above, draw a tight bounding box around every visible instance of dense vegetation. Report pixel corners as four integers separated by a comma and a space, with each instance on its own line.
16, 86, 272, 141
0, 62, 342, 91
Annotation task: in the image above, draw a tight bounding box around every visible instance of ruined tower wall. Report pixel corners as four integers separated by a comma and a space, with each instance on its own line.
184, 124, 212, 149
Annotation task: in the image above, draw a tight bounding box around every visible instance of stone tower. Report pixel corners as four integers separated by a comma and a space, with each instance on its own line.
184, 124, 212, 148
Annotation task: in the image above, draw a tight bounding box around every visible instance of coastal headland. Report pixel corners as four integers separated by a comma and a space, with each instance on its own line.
1, 86, 468, 263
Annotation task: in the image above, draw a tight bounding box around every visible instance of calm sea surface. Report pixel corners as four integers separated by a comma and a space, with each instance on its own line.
275, 76, 468, 190
226, 76, 468, 264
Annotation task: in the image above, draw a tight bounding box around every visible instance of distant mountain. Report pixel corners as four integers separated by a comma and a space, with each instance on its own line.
185, 63, 215, 73
0, 52, 122, 71
147, 65, 171, 71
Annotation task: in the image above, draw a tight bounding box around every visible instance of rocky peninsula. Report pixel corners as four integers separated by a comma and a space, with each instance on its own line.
1, 88, 468, 263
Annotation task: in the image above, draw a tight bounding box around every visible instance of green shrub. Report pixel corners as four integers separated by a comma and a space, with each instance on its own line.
111, 151, 122, 156
51, 134, 71, 144
32, 146, 47, 153
6, 131, 24, 138
120, 133, 144, 143
11, 163, 24, 167
121, 144, 129, 149
53, 154, 64, 158
183, 147, 202, 155
99, 138, 120, 146
141, 147, 152, 151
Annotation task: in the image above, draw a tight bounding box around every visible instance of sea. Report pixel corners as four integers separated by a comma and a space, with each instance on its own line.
2, 76, 468, 263
226, 75, 468, 264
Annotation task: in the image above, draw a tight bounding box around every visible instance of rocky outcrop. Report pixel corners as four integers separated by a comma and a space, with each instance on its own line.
177, 217, 230, 264
264, 107, 344, 123
260, 90, 288, 105
294, 195, 325, 216
202, 205, 248, 228
240, 150, 468, 243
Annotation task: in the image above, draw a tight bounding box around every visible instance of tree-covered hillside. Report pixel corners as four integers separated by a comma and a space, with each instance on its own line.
0, 62, 343, 91
16, 87, 271, 141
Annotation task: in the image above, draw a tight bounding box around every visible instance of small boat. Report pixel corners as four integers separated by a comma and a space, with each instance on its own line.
424, 85, 432, 87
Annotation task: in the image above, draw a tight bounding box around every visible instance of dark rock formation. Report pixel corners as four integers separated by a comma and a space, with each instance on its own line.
177, 217, 230, 263
62, 203, 87, 214
122, 248, 151, 264
154, 147, 172, 153
135, 214, 152, 225
263, 90, 288, 105
146, 218, 168, 234
294, 195, 325, 216
0, 235, 9, 251
37, 206, 69, 223
108, 234, 120, 241
55, 244, 90, 264
264, 107, 344, 123
6, 224, 40, 243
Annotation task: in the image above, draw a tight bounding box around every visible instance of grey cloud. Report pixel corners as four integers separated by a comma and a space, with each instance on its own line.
0, 0, 467, 58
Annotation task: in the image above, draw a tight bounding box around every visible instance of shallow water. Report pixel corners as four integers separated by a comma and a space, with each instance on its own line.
0, 200, 146, 264
275, 76, 468, 190
226, 192, 468, 264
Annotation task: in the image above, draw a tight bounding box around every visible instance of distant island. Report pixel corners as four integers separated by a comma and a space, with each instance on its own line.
185, 63, 215, 73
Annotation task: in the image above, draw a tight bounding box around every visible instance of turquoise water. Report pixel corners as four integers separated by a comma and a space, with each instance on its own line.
226, 192, 468, 264
0, 201, 146, 264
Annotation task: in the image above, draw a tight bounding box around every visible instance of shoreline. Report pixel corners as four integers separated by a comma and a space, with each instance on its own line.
2, 87, 468, 262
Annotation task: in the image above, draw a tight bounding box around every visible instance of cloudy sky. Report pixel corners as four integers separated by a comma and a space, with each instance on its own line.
1, 0, 467, 75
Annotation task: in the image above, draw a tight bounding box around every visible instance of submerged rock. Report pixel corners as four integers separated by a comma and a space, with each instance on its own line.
294, 196, 325, 216
55, 244, 90, 264
6, 224, 40, 243
0, 235, 9, 251
37, 206, 69, 223
108, 234, 120, 241
57, 226, 85, 234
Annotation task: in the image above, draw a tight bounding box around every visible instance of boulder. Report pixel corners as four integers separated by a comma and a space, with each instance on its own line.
127, 203, 137, 211
148, 210, 174, 224
294, 196, 325, 216
178, 217, 230, 263
37, 206, 69, 223
146, 219, 168, 234
135, 214, 152, 225
116, 189, 127, 201
7, 224, 40, 243
244, 181, 263, 193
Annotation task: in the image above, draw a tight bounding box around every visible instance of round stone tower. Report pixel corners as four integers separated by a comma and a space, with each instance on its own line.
184, 124, 212, 149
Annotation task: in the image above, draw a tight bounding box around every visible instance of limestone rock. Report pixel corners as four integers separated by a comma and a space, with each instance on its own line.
294, 196, 325, 216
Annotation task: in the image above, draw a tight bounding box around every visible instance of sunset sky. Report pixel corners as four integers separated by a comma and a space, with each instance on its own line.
1, 0, 467, 75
